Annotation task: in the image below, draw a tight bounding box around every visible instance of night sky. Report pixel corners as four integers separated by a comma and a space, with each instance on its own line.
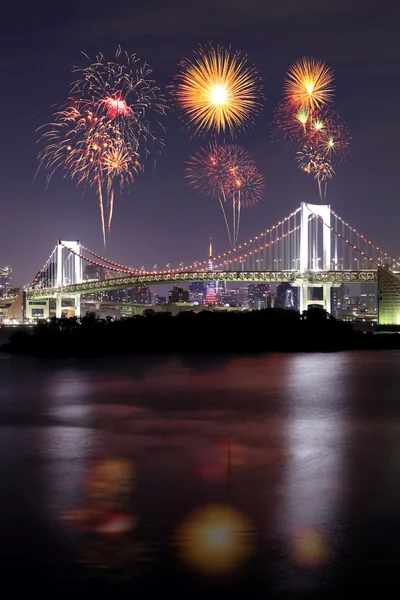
1, 0, 400, 286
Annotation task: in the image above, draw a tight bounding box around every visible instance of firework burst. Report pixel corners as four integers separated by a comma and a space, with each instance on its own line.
273, 100, 311, 148
297, 144, 335, 201
171, 44, 263, 137
274, 57, 350, 202
186, 143, 264, 246
284, 57, 334, 112
317, 110, 351, 163
37, 47, 166, 246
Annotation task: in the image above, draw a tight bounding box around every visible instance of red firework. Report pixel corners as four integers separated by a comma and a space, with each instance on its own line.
186, 143, 264, 246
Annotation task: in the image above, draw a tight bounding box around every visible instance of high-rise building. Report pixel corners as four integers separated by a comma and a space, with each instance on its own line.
359, 283, 378, 313
0, 267, 12, 298
129, 286, 152, 304
84, 264, 105, 282
238, 286, 249, 306
168, 286, 189, 303
189, 282, 206, 304
276, 283, 298, 309
331, 285, 344, 311
228, 289, 239, 306
104, 286, 153, 304
248, 283, 270, 309
82, 264, 106, 302
105, 288, 126, 302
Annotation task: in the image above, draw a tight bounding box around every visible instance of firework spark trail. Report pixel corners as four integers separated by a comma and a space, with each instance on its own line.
171, 43, 263, 137
37, 47, 166, 246
186, 143, 264, 246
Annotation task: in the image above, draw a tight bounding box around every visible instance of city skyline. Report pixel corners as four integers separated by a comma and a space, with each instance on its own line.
1, 0, 399, 287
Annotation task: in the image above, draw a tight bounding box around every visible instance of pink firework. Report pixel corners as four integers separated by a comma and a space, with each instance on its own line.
103, 96, 132, 119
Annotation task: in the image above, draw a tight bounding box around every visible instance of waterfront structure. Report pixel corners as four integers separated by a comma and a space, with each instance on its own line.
378, 267, 400, 325
6, 203, 400, 324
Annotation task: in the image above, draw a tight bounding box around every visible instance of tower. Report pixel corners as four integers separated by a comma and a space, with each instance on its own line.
55, 240, 83, 318
205, 238, 216, 305
298, 203, 331, 314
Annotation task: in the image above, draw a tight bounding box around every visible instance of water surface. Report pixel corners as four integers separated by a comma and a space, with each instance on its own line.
1, 345, 400, 597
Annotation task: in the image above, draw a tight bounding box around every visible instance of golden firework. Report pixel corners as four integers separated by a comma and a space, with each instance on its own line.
297, 143, 334, 201
172, 44, 263, 137
284, 57, 334, 111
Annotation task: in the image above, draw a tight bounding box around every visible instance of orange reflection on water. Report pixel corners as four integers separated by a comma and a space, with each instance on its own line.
63, 458, 135, 535
289, 527, 331, 567
176, 503, 255, 575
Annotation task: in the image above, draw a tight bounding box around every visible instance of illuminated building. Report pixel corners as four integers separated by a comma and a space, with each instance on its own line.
360, 283, 378, 313
189, 282, 206, 304
127, 286, 152, 304
168, 286, 189, 303
248, 283, 270, 309
84, 264, 105, 282
331, 285, 344, 311
82, 264, 106, 302
205, 239, 216, 305
276, 283, 298, 309
378, 267, 400, 325
237, 286, 249, 306
0, 267, 12, 298
104, 286, 153, 304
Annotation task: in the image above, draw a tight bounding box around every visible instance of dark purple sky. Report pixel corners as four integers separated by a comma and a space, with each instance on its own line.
1, 0, 399, 286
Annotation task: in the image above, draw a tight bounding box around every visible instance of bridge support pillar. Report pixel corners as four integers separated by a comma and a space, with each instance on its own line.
323, 283, 332, 315
56, 296, 62, 319
75, 295, 81, 318
299, 282, 309, 314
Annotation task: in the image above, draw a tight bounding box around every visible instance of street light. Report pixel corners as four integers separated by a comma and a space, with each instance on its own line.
311, 258, 321, 271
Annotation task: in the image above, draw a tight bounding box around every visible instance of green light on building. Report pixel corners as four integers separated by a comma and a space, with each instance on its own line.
378, 267, 400, 325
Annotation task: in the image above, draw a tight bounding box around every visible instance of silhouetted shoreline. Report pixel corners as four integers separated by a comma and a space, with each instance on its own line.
1, 308, 400, 358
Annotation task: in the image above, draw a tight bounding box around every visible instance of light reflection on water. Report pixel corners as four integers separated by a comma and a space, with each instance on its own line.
1, 351, 400, 594
281, 354, 349, 532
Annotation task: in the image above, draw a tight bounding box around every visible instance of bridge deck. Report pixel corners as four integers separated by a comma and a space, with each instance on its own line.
26, 269, 380, 299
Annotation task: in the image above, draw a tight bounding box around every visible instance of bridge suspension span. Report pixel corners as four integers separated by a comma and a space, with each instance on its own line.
26, 202, 400, 318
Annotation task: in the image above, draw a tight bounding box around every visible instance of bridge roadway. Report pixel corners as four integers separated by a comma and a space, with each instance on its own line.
26, 269, 380, 299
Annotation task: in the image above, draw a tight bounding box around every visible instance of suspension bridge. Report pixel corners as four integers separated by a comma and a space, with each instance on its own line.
10, 202, 400, 325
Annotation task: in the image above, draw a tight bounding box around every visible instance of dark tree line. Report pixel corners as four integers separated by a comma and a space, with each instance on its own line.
2, 308, 399, 357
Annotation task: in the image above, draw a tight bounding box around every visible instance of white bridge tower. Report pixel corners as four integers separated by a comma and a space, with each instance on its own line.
55, 240, 83, 318
298, 202, 331, 314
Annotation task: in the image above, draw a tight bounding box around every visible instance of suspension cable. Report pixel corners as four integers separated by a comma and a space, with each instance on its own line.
306, 206, 380, 267
330, 209, 398, 266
